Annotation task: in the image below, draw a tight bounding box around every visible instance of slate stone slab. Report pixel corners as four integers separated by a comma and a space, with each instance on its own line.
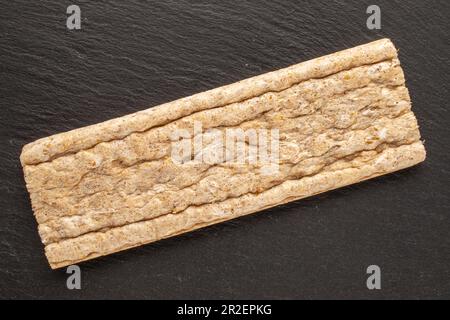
0, 0, 449, 299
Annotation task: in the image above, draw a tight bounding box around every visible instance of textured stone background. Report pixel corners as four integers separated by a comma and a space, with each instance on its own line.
0, 0, 449, 299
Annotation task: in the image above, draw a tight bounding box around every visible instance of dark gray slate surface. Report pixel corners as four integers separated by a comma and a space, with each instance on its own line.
0, 0, 449, 299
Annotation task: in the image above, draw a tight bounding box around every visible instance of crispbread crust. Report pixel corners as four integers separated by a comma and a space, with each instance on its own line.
20, 39, 426, 269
